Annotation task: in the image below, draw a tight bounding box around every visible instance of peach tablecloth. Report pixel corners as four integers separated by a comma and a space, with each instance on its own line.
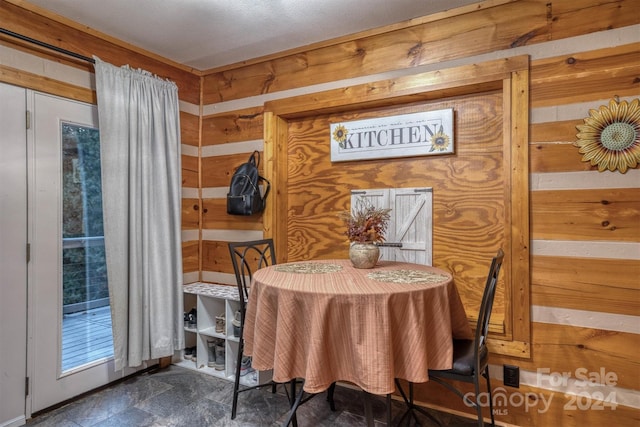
243, 259, 472, 395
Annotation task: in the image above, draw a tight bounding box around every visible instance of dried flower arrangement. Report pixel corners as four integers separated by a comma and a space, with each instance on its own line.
339, 198, 391, 243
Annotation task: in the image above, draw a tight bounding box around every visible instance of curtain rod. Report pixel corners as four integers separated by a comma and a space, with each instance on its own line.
0, 27, 95, 64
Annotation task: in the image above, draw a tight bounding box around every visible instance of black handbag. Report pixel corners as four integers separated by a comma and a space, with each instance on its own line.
226, 151, 271, 215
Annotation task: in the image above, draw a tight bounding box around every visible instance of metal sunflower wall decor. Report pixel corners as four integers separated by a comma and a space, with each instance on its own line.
575, 97, 640, 173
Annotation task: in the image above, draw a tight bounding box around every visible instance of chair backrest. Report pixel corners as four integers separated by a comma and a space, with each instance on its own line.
474, 248, 505, 355
228, 239, 277, 307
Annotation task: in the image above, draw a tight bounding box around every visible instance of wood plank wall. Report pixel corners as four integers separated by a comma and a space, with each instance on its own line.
198, 0, 640, 425
2, 0, 638, 425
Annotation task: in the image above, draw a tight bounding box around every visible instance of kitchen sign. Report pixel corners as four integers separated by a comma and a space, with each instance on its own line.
330, 109, 454, 162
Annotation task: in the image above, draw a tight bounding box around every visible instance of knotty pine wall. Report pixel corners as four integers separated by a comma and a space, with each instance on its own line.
1, 0, 638, 425
198, 1, 639, 426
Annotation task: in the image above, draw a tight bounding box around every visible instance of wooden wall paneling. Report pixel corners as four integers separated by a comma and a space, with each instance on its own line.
530, 119, 584, 144
181, 199, 200, 230
181, 154, 199, 188
531, 255, 640, 316
405, 375, 639, 427
501, 73, 515, 340
1, 1, 200, 104
201, 240, 235, 274
202, 3, 535, 103
521, 387, 639, 427
549, 0, 640, 40
201, 1, 639, 104
531, 188, 640, 242
178, 87, 201, 282
530, 42, 640, 108
492, 322, 640, 391
201, 198, 263, 231
530, 142, 594, 173
265, 57, 524, 117
264, 56, 531, 357
530, 120, 595, 173
487, 338, 530, 358
201, 106, 264, 145
181, 241, 199, 273
180, 111, 200, 146
201, 152, 265, 188
508, 66, 531, 345
200, 0, 515, 75
263, 111, 289, 259
0, 64, 95, 103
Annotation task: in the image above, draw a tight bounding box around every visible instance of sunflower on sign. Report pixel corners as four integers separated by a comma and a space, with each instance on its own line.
430, 125, 451, 152
332, 124, 349, 149
575, 97, 640, 173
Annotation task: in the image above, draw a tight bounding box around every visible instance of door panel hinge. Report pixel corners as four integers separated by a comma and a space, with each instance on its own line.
26, 110, 31, 129
26, 243, 30, 263
25, 377, 29, 396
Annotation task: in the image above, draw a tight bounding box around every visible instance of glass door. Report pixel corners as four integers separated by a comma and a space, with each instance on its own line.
29, 92, 124, 413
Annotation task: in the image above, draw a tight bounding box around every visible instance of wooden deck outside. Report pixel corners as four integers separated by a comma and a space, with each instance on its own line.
62, 305, 113, 372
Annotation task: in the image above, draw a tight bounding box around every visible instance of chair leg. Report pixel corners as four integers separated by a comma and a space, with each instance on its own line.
485, 367, 495, 426
362, 391, 374, 427
283, 380, 304, 427
231, 340, 244, 419
386, 393, 392, 427
393, 380, 417, 426
395, 380, 444, 427
473, 377, 483, 427
327, 382, 337, 411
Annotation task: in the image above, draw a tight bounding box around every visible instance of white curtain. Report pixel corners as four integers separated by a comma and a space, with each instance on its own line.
94, 57, 184, 370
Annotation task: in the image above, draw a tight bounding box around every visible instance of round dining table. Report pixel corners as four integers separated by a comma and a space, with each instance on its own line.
242, 259, 472, 396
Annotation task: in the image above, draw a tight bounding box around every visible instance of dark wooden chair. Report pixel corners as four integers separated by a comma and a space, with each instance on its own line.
228, 239, 336, 426
395, 248, 505, 427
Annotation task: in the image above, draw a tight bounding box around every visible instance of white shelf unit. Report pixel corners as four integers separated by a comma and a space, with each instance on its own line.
174, 282, 271, 386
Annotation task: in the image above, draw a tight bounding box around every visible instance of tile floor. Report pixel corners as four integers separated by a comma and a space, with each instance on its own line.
25, 365, 478, 426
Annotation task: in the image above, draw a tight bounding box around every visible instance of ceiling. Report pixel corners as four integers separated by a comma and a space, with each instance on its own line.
25, 0, 482, 71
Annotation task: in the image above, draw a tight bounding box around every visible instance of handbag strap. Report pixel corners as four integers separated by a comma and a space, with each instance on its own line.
249, 150, 260, 167
259, 175, 271, 206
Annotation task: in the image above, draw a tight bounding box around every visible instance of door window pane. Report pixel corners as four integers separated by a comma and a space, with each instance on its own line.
61, 123, 113, 372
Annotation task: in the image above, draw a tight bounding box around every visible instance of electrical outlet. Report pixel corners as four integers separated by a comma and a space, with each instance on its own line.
503, 364, 520, 388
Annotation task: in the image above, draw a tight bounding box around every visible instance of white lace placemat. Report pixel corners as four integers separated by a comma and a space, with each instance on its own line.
274, 263, 343, 274
367, 270, 449, 284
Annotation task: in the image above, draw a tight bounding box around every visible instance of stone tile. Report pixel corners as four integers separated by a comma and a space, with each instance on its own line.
27, 365, 475, 427
25, 413, 83, 427
53, 376, 171, 426
91, 407, 157, 427
148, 398, 227, 427
135, 368, 224, 418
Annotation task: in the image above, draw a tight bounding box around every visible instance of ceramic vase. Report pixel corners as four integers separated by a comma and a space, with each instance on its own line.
349, 242, 380, 269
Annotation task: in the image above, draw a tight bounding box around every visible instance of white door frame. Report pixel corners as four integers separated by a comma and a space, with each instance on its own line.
0, 82, 28, 427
